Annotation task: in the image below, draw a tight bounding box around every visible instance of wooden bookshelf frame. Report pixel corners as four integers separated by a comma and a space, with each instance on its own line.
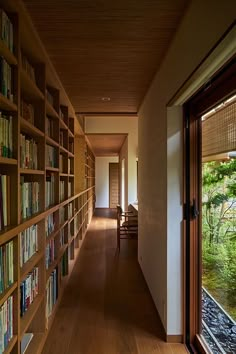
0, 1, 96, 353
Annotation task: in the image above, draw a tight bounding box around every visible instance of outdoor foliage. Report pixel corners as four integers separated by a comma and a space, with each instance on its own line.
202, 159, 236, 319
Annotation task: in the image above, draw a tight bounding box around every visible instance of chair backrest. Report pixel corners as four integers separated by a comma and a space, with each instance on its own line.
117, 204, 122, 219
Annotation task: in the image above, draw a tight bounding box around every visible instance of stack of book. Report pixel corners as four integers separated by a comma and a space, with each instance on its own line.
21, 100, 34, 124
0, 113, 12, 158
59, 207, 65, 225
46, 173, 55, 208
0, 174, 10, 230
45, 116, 54, 138
20, 225, 38, 267
45, 239, 55, 269
20, 134, 38, 169
0, 240, 14, 293
0, 57, 13, 101
46, 89, 54, 107
21, 52, 36, 83
60, 180, 65, 202
68, 181, 72, 198
46, 145, 57, 168
46, 213, 55, 237
60, 229, 65, 247
20, 267, 39, 317
46, 268, 58, 322
61, 250, 68, 277
68, 203, 73, 220
20, 177, 39, 219
0, 9, 13, 52
0, 296, 13, 353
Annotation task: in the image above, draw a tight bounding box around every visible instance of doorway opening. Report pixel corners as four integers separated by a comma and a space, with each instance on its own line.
109, 162, 119, 208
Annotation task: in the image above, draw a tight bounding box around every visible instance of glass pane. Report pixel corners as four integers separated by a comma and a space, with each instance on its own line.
201, 96, 236, 353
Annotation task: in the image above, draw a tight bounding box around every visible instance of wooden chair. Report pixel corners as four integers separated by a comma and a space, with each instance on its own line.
116, 205, 138, 251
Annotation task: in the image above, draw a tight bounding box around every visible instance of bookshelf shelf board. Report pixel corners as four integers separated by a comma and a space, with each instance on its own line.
0, 156, 17, 165
20, 251, 44, 281
46, 135, 59, 148
20, 168, 44, 175
59, 146, 68, 155
0, 94, 17, 111
20, 69, 44, 102
68, 174, 74, 178
3, 334, 18, 354
60, 173, 68, 177
0, 226, 18, 246
59, 220, 68, 231
68, 129, 74, 138
46, 260, 58, 282
46, 228, 60, 243
0, 282, 18, 308
20, 117, 44, 138
46, 101, 59, 119
68, 151, 74, 158
46, 166, 59, 172
24, 332, 44, 354
59, 118, 68, 130
20, 294, 44, 339
0, 40, 17, 66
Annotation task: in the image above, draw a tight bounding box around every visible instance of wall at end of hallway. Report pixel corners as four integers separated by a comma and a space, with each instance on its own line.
95, 156, 119, 208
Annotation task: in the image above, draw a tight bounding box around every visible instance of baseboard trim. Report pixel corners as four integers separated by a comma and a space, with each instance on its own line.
166, 334, 183, 343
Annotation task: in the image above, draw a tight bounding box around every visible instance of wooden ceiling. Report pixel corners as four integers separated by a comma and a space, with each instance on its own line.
86, 134, 127, 156
22, 0, 189, 114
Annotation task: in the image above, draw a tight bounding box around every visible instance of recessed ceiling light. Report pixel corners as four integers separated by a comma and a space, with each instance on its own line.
101, 97, 110, 101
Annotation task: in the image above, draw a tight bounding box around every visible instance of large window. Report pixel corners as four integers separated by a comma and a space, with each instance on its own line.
184, 59, 236, 353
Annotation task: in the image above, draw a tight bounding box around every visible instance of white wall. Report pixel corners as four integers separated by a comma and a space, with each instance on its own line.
95, 156, 118, 208
138, 0, 235, 335
85, 116, 138, 204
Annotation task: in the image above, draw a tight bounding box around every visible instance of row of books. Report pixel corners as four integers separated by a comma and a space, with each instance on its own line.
0, 241, 14, 294
68, 203, 73, 220
20, 267, 39, 317
20, 224, 38, 267
60, 250, 68, 277
0, 9, 13, 53
0, 174, 10, 230
46, 88, 54, 107
46, 174, 55, 208
46, 213, 55, 237
59, 207, 65, 225
68, 222, 74, 239
68, 140, 74, 154
46, 144, 57, 168
60, 229, 65, 247
21, 100, 34, 124
45, 239, 55, 269
21, 52, 36, 83
46, 116, 56, 139
20, 134, 38, 169
59, 130, 66, 147
20, 178, 40, 220
0, 295, 13, 353
0, 113, 12, 158
68, 181, 72, 198
59, 154, 65, 173
60, 180, 65, 202
46, 268, 58, 322
0, 56, 13, 101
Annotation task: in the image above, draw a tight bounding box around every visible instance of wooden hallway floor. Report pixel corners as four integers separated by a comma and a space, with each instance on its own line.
42, 209, 189, 354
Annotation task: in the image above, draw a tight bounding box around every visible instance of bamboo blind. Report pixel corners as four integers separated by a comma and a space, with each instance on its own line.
202, 100, 236, 157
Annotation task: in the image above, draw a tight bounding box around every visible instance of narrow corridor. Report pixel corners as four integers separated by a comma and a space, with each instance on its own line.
43, 209, 188, 354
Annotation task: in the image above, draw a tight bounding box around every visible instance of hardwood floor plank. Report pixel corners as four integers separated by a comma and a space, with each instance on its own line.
42, 209, 189, 354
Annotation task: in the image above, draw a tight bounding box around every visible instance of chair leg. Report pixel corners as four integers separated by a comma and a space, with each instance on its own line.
117, 228, 120, 251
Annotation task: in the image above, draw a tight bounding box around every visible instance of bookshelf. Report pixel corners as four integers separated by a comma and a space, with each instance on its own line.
0, 2, 95, 353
